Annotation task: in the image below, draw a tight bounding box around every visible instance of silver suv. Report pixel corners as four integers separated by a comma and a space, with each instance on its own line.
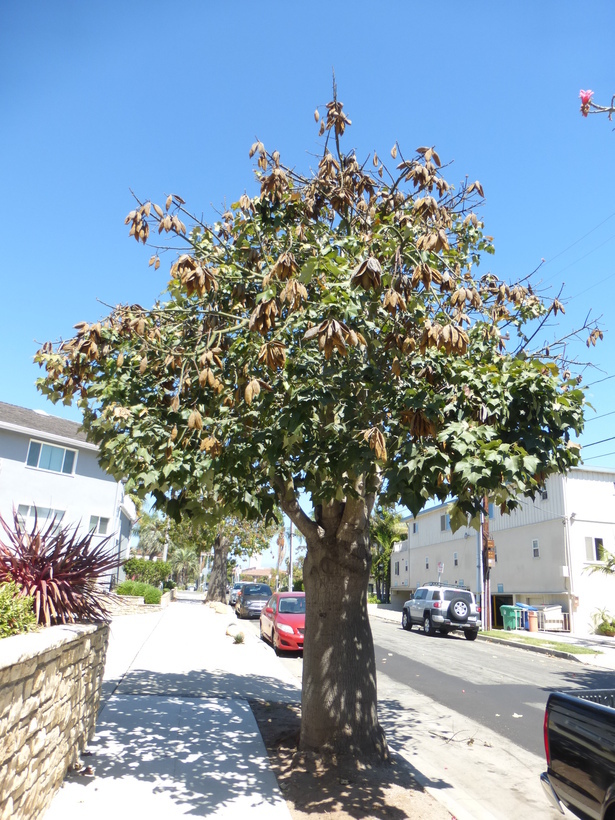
402, 582, 480, 641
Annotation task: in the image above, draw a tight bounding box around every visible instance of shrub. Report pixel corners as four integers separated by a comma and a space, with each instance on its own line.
0, 512, 120, 626
367, 593, 379, 604
592, 608, 615, 637
123, 557, 170, 586
162, 579, 177, 590
116, 580, 162, 605
0, 581, 37, 638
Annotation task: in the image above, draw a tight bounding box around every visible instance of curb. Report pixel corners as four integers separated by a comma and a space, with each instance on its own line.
476, 633, 586, 663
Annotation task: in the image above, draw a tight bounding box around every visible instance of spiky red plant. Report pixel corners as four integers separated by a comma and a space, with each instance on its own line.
0, 511, 120, 626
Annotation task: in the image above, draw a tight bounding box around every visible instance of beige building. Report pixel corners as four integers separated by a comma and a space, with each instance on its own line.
390, 467, 615, 636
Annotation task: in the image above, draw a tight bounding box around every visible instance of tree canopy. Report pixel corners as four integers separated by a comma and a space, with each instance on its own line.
36, 94, 597, 758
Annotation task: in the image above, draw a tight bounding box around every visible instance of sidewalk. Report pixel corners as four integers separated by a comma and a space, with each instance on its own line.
44, 597, 300, 819
368, 603, 615, 669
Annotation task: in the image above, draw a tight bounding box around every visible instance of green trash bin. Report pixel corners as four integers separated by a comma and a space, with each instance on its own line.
500, 605, 518, 630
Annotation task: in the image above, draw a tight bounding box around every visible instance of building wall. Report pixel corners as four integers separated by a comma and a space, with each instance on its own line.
0, 428, 118, 533
0, 415, 136, 588
390, 468, 615, 633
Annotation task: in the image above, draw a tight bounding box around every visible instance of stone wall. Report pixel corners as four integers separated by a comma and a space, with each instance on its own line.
0, 623, 109, 820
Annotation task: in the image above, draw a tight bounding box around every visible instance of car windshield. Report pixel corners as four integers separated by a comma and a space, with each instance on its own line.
443, 590, 473, 603
278, 597, 306, 614
244, 584, 272, 596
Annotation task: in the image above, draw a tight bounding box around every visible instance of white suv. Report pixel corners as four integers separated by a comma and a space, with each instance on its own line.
402, 583, 480, 640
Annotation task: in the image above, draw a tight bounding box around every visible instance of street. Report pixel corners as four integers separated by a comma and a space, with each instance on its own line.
242, 614, 612, 819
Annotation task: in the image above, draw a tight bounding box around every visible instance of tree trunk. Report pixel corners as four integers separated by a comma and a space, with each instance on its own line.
207, 534, 229, 603
296, 495, 388, 761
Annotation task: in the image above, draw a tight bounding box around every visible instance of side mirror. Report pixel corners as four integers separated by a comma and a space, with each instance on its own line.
265, 606, 274, 614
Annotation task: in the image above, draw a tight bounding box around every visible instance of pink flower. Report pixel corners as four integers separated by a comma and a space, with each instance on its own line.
579, 89, 594, 117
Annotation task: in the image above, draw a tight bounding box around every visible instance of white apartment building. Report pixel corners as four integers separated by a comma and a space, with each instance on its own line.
0, 401, 136, 586
390, 467, 615, 636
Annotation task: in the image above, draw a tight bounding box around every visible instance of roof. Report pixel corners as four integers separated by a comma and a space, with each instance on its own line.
0, 401, 95, 449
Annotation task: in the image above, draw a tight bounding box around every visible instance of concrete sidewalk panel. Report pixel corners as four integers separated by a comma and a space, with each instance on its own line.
45, 695, 292, 819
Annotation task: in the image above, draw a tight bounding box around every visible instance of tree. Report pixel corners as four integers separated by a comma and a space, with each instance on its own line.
133, 510, 167, 560
194, 516, 278, 602
169, 545, 199, 587
578, 89, 615, 119
370, 505, 407, 603
36, 94, 597, 760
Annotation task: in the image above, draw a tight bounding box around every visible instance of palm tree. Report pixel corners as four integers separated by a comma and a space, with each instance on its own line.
170, 546, 199, 587
371, 505, 407, 603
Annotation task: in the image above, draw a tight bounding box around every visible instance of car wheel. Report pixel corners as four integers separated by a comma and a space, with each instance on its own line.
402, 610, 412, 631
273, 630, 281, 656
259, 621, 267, 642
423, 614, 433, 636
448, 597, 470, 623
465, 630, 478, 641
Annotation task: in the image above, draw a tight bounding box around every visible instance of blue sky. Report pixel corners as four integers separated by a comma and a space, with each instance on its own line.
2, 0, 615, 472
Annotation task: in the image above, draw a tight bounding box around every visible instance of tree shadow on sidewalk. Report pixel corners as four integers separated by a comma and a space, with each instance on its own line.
58, 667, 453, 820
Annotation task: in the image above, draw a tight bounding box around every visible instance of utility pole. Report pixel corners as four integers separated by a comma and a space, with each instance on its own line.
482, 496, 495, 631
288, 521, 294, 592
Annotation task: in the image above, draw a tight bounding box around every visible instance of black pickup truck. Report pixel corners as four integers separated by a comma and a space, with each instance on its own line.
541, 689, 615, 819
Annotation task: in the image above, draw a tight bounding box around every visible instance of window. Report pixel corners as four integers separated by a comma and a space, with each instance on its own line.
412, 522, 418, 534
394, 561, 400, 576
26, 441, 76, 475
488, 503, 494, 519
17, 505, 65, 533
540, 489, 548, 500
405, 560, 408, 572
440, 514, 451, 532
425, 557, 429, 570
89, 516, 110, 535
585, 537, 605, 562
532, 539, 540, 559
454, 551, 459, 567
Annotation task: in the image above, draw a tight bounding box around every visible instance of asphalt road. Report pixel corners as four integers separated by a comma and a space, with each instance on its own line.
371, 617, 615, 756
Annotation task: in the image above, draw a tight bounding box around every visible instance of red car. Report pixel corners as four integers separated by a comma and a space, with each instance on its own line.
260, 592, 305, 653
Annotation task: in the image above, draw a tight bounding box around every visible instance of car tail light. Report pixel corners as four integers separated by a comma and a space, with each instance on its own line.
432, 601, 442, 608
476, 606, 481, 613
543, 708, 551, 766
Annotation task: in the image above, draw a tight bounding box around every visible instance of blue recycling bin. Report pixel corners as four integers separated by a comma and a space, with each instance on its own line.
514, 603, 538, 630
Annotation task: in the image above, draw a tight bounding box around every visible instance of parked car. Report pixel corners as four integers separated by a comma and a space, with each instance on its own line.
229, 581, 248, 606
260, 592, 305, 654
401, 582, 480, 640
236, 583, 272, 619
541, 689, 615, 818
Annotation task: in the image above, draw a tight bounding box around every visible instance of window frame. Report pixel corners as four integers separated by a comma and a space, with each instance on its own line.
89, 515, 110, 535
17, 504, 65, 534
532, 538, 540, 559
26, 439, 78, 476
